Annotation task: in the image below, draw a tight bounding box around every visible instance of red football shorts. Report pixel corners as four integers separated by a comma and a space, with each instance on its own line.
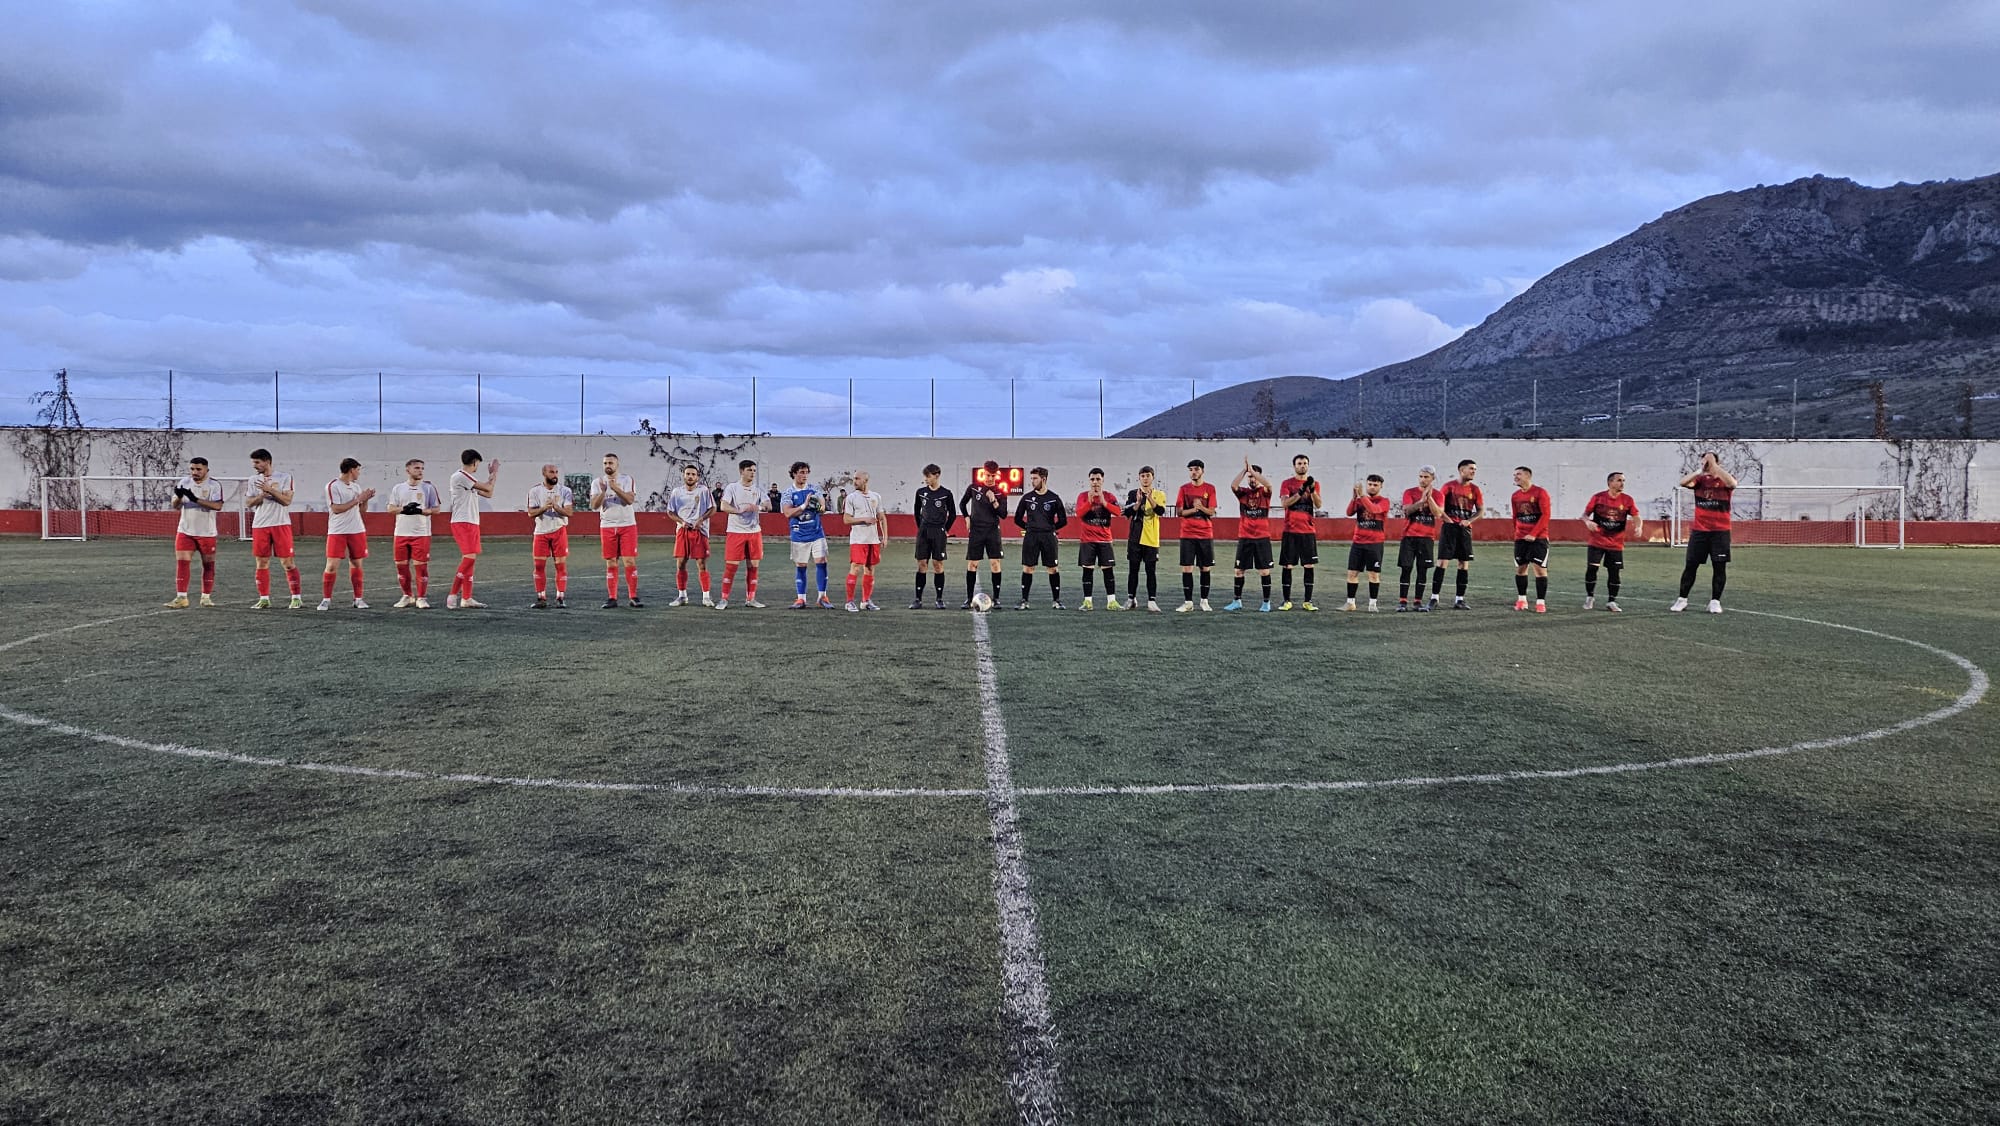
174, 533, 217, 555
451, 523, 482, 555
675, 528, 710, 560
324, 532, 368, 560
393, 536, 431, 563
533, 529, 570, 559
600, 524, 639, 559
252, 525, 295, 558
726, 531, 763, 562
849, 543, 882, 566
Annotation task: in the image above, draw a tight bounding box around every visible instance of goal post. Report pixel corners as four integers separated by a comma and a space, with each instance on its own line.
42, 476, 256, 541
1669, 485, 1905, 548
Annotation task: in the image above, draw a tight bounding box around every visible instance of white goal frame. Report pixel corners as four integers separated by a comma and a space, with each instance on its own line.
41, 475, 257, 542
1669, 484, 1906, 549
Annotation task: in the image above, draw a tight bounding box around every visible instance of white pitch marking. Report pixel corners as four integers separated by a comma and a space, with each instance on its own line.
1013, 610, 1988, 798
971, 612, 1067, 1126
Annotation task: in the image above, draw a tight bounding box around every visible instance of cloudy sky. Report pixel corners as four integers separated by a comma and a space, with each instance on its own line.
2, 0, 1995, 433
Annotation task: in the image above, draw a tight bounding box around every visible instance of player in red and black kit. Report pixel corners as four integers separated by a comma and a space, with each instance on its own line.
1509, 465, 1553, 613
1344, 475, 1390, 611
1674, 452, 1737, 614
1175, 459, 1218, 612
1074, 468, 1121, 610
911, 463, 957, 609
1434, 459, 1482, 609
1277, 454, 1320, 610
1396, 465, 1443, 612
1226, 458, 1274, 612
1581, 471, 1643, 612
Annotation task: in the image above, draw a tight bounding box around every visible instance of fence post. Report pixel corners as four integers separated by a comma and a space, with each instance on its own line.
1791, 378, 1798, 439
1531, 379, 1537, 430
167, 369, 174, 429
930, 378, 936, 438
1614, 378, 1621, 439
377, 372, 383, 433
667, 374, 673, 436
1441, 375, 1448, 434
274, 370, 280, 432
579, 374, 585, 435
848, 377, 854, 437
1694, 378, 1702, 439
1011, 380, 1016, 439
1099, 379, 1105, 438
751, 377, 758, 434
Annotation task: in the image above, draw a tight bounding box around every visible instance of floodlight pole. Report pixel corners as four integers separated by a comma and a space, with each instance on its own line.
377, 372, 383, 433
1791, 378, 1798, 439
667, 375, 673, 436
579, 374, 585, 435
274, 370, 281, 432
1695, 378, 1702, 439
1614, 378, 1622, 439
930, 379, 936, 438
167, 369, 174, 429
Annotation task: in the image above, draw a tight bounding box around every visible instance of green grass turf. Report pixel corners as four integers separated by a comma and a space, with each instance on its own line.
2, 537, 1996, 1124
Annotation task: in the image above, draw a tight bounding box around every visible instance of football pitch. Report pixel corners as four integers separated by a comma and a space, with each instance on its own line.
3, 538, 1996, 1125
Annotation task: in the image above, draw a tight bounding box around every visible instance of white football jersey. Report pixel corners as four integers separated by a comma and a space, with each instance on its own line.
528, 483, 573, 535
248, 471, 293, 529
592, 473, 637, 528
325, 478, 367, 536
175, 476, 223, 538
668, 484, 713, 529
386, 481, 438, 538
448, 469, 483, 524
845, 490, 883, 545
722, 481, 763, 535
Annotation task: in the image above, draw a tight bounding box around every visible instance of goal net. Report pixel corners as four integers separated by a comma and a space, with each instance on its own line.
1669, 485, 1905, 548
41, 476, 257, 542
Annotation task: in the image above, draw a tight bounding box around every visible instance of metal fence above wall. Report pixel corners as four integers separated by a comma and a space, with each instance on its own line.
3, 368, 1994, 440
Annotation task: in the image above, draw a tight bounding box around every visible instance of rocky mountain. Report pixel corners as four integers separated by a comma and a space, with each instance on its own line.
1121, 173, 2000, 440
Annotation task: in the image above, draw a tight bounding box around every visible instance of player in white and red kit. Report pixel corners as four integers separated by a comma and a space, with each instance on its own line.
165, 456, 225, 608
386, 459, 441, 608
717, 459, 767, 610
1673, 452, 1737, 614
318, 457, 375, 610
668, 463, 714, 606
447, 448, 498, 609
1509, 466, 1553, 613
527, 464, 574, 609
843, 470, 885, 611
247, 447, 303, 610
1581, 472, 1642, 612
592, 453, 642, 608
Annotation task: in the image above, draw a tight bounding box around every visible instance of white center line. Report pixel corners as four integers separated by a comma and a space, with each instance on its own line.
971, 612, 1067, 1126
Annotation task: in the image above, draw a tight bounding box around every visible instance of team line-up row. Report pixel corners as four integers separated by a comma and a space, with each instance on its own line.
160, 448, 1744, 616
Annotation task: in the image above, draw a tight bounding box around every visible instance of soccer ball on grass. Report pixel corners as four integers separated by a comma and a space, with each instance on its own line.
971, 590, 994, 612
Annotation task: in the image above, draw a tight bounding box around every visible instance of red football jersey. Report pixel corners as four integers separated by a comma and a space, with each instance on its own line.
1348, 494, 1391, 545
1510, 486, 1552, 540
1074, 489, 1119, 544
1177, 482, 1218, 540
1689, 474, 1734, 533
1583, 490, 1640, 550
1278, 477, 1318, 534
1234, 484, 1274, 540
1400, 487, 1443, 540
1440, 480, 1484, 525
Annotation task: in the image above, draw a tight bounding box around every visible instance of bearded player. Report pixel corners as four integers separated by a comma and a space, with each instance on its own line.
318, 457, 375, 611
1582, 471, 1642, 612
527, 463, 574, 609
1277, 454, 1320, 611
1434, 459, 1483, 610
386, 459, 441, 609
592, 453, 642, 608
246, 448, 302, 610
165, 456, 225, 608
669, 463, 715, 607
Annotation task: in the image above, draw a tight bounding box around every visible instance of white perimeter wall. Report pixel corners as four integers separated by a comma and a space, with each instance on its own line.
9, 431, 1996, 520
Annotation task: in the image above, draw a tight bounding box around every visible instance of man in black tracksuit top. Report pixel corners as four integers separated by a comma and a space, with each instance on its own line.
960, 459, 1009, 608
911, 463, 957, 609
1012, 467, 1069, 610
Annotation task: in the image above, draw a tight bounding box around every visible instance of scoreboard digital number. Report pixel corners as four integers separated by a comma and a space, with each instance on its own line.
972, 465, 1026, 496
